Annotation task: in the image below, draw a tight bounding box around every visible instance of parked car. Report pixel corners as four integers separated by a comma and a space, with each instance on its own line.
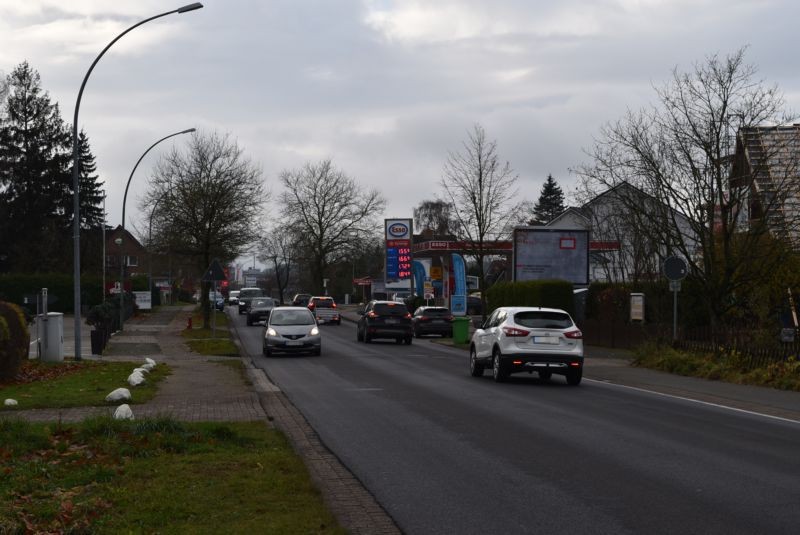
238, 287, 264, 315
308, 296, 341, 325
411, 306, 453, 338
467, 294, 483, 316
246, 297, 276, 326
209, 291, 225, 311
227, 290, 240, 306
262, 306, 321, 356
292, 293, 312, 307
469, 307, 583, 384
356, 300, 413, 344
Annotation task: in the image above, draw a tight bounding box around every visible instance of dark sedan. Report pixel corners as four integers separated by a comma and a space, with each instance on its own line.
246, 298, 276, 326
356, 300, 413, 344
412, 306, 453, 338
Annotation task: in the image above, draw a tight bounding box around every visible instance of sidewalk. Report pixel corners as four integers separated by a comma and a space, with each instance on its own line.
338, 305, 800, 421
11, 306, 265, 423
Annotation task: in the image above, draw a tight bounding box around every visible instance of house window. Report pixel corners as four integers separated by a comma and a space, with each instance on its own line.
126, 255, 138, 267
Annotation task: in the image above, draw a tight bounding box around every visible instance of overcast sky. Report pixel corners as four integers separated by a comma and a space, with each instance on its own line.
2, 0, 800, 256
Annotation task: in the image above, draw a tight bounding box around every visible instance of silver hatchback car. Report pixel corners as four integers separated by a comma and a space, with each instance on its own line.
469, 307, 583, 384
262, 306, 321, 356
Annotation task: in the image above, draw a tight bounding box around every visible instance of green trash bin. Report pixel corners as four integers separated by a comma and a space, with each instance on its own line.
452, 316, 471, 344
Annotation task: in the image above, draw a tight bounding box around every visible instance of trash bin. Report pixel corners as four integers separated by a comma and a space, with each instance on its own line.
452, 316, 471, 344
37, 312, 64, 362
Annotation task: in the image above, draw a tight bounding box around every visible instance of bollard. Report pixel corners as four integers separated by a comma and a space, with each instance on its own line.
187, 317, 192, 330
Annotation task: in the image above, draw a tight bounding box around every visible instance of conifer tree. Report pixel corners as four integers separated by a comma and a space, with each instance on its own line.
0, 61, 72, 272
530, 174, 565, 224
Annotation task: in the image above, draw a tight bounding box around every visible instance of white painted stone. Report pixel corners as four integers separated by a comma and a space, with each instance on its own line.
144, 357, 157, 366
4, 399, 18, 406
113, 404, 134, 420
141, 362, 155, 371
127, 371, 146, 387
105, 388, 131, 402
133, 367, 150, 375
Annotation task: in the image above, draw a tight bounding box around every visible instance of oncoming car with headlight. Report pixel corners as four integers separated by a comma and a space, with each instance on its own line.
262, 306, 321, 357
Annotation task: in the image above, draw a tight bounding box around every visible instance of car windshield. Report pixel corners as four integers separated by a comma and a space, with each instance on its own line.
513, 311, 573, 329
421, 308, 450, 316
240, 289, 263, 298
312, 299, 334, 308
252, 299, 273, 307
270, 310, 315, 326
374, 303, 408, 316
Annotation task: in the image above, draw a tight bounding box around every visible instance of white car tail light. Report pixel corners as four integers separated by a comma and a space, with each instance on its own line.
502, 326, 530, 337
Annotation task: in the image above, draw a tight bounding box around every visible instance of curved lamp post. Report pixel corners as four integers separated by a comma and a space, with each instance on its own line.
71, 3, 203, 358
118, 128, 194, 332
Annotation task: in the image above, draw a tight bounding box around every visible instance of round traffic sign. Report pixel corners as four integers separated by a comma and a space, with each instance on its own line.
663, 256, 687, 281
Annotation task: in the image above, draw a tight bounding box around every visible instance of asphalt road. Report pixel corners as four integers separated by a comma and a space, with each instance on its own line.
233, 310, 800, 535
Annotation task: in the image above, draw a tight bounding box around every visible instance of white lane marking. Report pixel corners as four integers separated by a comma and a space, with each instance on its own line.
585, 378, 800, 425
346, 388, 384, 392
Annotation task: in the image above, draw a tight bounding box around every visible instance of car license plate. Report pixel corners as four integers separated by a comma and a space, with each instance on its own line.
533, 336, 559, 344
286, 341, 301, 346
385, 319, 397, 324
433, 319, 444, 323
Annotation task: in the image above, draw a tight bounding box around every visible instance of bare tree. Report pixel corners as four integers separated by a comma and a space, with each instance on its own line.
414, 199, 456, 236
143, 131, 269, 327
440, 124, 521, 317
576, 47, 799, 329
279, 159, 385, 294
257, 223, 295, 304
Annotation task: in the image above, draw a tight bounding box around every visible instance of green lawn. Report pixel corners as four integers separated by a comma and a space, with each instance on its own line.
0, 418, 344, 534
0, 360, 170, 410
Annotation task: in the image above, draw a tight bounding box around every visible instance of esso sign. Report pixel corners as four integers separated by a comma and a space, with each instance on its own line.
388, 223, 409, 237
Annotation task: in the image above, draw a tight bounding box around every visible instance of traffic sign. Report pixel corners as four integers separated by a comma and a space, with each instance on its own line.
202, 259, 228, 282
663, 256, 687, 281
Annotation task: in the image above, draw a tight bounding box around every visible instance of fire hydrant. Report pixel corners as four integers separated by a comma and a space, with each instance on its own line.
187, 317, 193, 330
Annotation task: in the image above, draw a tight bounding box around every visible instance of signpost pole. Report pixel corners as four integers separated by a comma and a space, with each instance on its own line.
673, 286, 678, 341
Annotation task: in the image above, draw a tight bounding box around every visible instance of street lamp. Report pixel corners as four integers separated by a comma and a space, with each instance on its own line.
147, 190, 172, 304
71, 2, 203, 359
118, 128, 194, 332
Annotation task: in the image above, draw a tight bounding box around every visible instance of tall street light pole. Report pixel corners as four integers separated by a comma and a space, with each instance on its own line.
119, 128, 194, 332
71, 2, 203, 359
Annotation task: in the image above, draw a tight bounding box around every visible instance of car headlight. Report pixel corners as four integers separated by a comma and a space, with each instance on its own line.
310, 326, 319, 336
267, 328, 278, 337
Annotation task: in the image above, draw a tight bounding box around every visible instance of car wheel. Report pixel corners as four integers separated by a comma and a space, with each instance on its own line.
538, 371, 552, 381
566, 368, 582, 386
357, 327, 364, 342
335, 319, 341, 325
492, 347, 507, 383
395, 337, 403, 344
469, 347, 484, 377
246, 317, 253, 326
414, 327, 421, 338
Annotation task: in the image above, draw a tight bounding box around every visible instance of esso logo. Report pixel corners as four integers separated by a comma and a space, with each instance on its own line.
388, 223, 409, 237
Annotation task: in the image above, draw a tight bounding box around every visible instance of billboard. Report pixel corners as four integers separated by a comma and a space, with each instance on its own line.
512, 227, 589, 285
385, 218, 413, 286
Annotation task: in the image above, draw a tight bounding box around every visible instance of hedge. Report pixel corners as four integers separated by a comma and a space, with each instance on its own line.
0, 301, 29, 381
0, 273, 105, 314
485, 280, 574, 316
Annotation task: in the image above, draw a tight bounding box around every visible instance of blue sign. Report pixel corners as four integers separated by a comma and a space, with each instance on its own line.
450, 295, 467, 316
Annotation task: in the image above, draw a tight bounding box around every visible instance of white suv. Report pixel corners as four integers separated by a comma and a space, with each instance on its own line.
469, 307, 584, 384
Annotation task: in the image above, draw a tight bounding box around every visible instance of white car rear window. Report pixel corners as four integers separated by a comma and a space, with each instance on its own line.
513, 311, 573, 329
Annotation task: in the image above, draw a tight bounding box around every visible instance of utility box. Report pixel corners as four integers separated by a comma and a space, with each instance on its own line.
37, 312, 64, 362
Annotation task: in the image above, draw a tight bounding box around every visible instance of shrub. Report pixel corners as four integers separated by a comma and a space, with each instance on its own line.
0, 301, 30, 381
485, 279, 574, 315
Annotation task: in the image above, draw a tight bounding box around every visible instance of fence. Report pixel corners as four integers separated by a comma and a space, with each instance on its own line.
580, 319, 797, 371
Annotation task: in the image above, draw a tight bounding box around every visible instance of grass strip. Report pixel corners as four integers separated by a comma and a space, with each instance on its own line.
0, 418, 344, 534
633, 342, 800, 391
0, 360, 170, 410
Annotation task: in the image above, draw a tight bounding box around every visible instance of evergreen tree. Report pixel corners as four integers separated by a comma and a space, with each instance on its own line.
530, 174, 565, 224
70, 130, 105, 230
0, 61, 72, 272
